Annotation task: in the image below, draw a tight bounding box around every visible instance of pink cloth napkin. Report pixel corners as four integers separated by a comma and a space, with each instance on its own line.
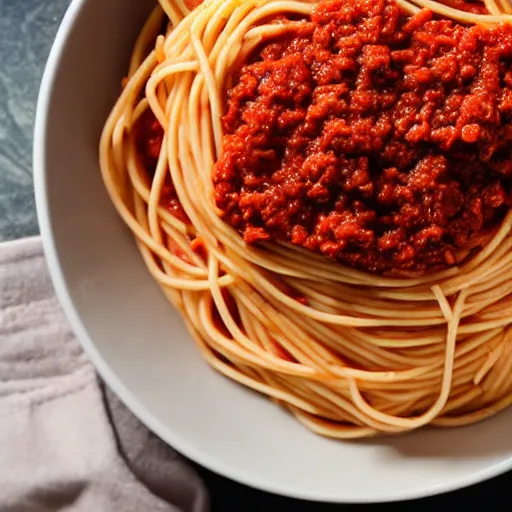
0, 236, 210, 512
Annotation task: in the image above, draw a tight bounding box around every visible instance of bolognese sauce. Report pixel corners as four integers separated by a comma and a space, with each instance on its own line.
213, 0, 512, 274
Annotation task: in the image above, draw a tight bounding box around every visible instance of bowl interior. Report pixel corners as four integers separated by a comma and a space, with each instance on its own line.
35, 0, 512, 502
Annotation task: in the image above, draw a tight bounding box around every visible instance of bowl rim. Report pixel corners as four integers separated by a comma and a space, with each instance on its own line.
33, 0, 512, 503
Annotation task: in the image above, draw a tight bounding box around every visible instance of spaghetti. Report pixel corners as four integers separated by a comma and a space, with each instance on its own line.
100, 0, 512, 438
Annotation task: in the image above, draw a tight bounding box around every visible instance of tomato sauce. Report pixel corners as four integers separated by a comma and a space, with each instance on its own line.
135, 110, 190, 224
213, 0, 512, 274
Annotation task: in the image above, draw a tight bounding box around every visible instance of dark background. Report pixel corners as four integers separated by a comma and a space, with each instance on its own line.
195, 464, 510, 510
1, 0, 509, 509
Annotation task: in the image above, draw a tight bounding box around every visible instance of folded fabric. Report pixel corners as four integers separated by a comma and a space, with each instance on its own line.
0, 236, 210, 512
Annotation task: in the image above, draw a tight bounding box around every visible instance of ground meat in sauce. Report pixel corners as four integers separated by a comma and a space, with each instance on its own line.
213, 0, 512, 274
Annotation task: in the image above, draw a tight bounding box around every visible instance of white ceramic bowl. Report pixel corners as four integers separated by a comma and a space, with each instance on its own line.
34, 0, 512, 503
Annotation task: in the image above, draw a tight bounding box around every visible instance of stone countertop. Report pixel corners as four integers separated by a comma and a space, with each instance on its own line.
0, 0, 510, 510
0, 0, 70, 241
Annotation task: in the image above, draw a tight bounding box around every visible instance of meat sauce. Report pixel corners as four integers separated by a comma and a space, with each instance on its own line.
213, 0, 512, 274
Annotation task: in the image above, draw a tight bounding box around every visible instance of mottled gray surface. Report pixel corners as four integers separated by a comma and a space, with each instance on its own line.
0, 0, 71, 241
